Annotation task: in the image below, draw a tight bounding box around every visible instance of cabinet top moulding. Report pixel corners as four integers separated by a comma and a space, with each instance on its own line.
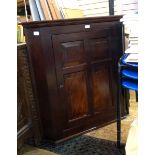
21, 15, 123, 28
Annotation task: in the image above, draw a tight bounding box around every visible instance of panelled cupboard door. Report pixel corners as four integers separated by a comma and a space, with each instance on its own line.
52, 29, 116, 131
52, 33, 91, 131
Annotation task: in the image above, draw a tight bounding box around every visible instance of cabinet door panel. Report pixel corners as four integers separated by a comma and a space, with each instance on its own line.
86, 31, 115, 119
91, 64, 113, 113
61, 41, 85, 68
89, 38, 109, 61
64, 71, 89, 121
52, 33, 91, 130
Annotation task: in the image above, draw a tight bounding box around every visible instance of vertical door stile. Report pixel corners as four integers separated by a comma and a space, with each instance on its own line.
84, 39, 94, 116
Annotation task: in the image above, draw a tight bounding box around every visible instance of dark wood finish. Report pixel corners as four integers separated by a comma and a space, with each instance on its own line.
17, 44, 42, 148
22, 16, 124, 143
21, 15, 122, 28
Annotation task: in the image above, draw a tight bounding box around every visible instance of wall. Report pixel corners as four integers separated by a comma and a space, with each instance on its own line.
114, 0, 138, 15
77, 0, 138, 17
77, 0, 109, 17
56, 0, 138, 18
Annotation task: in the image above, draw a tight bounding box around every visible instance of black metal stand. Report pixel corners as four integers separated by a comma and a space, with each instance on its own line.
116, 56, 138, 148
117, 63, 121, 148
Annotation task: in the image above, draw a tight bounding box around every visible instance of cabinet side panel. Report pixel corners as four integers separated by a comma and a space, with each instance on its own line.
24, 28, 55, 139
40, 27, 63, 140
109, 22, 126, 115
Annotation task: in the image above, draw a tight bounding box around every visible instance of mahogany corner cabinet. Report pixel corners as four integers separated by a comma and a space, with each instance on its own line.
22, 16, 125, 143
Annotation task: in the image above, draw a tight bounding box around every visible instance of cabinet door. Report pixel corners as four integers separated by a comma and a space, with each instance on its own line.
52, 28, 121, 134
52, 33, 92, 132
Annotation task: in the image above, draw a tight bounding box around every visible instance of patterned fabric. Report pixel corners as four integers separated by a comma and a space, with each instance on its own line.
38, 136, 125, 155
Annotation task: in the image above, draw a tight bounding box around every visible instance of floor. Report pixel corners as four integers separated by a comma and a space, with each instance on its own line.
19, 90, 137, 155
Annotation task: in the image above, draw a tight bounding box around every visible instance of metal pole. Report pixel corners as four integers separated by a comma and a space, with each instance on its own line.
117, 62, 121, 148
109, 0, 114, 15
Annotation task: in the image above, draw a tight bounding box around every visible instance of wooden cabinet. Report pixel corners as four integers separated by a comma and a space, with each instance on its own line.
17, 44, 42, 148
17, 44, 33, 148
22, 16, 124, 143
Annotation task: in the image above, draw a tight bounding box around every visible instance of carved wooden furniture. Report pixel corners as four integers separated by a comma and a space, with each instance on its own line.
17, 44, 41, 148
22, 16, 124, 143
